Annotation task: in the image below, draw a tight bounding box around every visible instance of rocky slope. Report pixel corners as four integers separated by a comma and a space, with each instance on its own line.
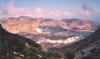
0, 24, 62, 59
49, 26, 100, 59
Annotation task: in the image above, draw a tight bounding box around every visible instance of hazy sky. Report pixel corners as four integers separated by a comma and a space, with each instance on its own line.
0, 0, 100, 22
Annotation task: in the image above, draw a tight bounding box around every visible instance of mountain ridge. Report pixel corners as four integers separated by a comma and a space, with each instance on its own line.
0, 16, 97, 35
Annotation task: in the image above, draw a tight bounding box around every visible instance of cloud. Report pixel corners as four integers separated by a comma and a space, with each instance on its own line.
0, 1, 73, 18
81, 4, 94, 16
47, 10, 72, 18
5, 1, 44, 18
33, 7, 44, 17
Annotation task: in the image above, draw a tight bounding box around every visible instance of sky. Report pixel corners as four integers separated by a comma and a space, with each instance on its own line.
0, 0, 100, 22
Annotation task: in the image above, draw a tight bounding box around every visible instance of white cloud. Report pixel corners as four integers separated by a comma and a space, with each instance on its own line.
0, 1, 73, 18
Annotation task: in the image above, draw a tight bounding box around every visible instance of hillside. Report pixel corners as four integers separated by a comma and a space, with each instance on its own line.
0, 24, 62, 59
49, 26, 100, 59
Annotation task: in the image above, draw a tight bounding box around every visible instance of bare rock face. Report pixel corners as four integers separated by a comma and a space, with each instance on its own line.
0, 16, 97, 35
